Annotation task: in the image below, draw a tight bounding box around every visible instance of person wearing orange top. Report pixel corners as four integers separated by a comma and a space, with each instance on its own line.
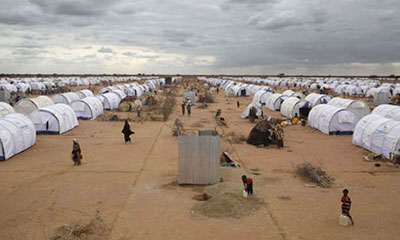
341, 189, 354, 225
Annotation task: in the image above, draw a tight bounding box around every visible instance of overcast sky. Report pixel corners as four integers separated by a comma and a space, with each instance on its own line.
0, 0, 399, 75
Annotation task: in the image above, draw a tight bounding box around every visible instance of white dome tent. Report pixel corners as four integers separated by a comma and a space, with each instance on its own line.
253, 90, 273, 105
28, 104, 78, 134
0, 102, 15, 118
232, 85, 250, 97
305, 93, 331, 107
345, 86, 362, 96
353, 114, 400, 158
308, 104, 359, 135
14, 96, 54, 115
71, 97, 104, 120
76, 89, 94, 99
0, 84, 18, 92
371, 104, 400, 121
51, 92, 80, 105
0, 114, 36, 160
16, 83, 31, 93
328, 97, 370, 119
282, 90, 295, 97
99, 93, 121, 110
31, 82, 46, 91
110, 89, 127, 100
241, 102, 263, 119
266, 94, 288, 111
280, 97, 311, 119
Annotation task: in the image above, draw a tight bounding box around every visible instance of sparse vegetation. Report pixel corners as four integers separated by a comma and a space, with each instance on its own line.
225, 132, 247, 144
161, 96, 176, 121
50, 210, 108, 240
295, 161, 335, 188
198, 91, 215, 103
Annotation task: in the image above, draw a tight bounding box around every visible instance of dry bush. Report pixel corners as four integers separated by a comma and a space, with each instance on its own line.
161, 96, 176, 121
172, 118, 184, 136
225, 132, 247, 144
51, 210, 108, 240
192, 193, 212, 201
191, 121, 204, 128
198, 91, 215, 103
295, 161, 335, 188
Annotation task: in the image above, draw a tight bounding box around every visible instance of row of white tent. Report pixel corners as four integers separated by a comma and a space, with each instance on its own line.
0, 78, 167, 160
0, 76, 175, 93
201, 76, 400, 159
198, 76, 400, 100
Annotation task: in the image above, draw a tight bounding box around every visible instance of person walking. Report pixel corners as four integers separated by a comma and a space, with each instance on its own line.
181, 101, 186, 116
242, 175, 253, 196
237, 101, 240, 108
136, 105, 142, 118
121, 120, 135, 144
71, 139, 82, 166
186, 100, 192, 117
276, 125, 284, 149
341, 189, 354, 225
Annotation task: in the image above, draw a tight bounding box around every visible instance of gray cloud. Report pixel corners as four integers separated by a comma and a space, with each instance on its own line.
0, 0, 399, 75
98, 47, 114, 54
122, 52, 159, 59
30, 0, 118, 17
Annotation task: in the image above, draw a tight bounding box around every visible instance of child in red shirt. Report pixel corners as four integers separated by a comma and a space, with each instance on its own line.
242, 175, 253, 196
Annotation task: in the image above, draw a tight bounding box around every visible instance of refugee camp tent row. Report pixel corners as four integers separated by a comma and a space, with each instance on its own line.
14, 96, 54, 115
266, 94, 288, 111
0, 113, 36, 160
71, 97, 104, 120
328, 97, 370, 119
305, 93, 331, 107
28, 104, 79, 134
308, 104, 359, 135
51, 92, 80, 105
96, 93, 121, 110
280, 97, 311, 119
353, 114, 400, 158
0, 102, 15, 118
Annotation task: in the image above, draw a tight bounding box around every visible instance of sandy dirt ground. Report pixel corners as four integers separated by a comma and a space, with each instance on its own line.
1, 78, 400, 240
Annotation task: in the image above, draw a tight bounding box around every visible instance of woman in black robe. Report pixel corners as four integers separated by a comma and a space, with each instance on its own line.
121, 120, 134, 143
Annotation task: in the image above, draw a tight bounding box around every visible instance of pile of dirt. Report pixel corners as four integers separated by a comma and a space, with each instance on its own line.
192, 192, 264, 219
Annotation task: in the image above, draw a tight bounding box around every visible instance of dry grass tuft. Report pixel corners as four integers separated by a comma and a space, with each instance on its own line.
192, 192, 264, 219
198, 91, 215, 103
225, 132, 247, 144
295, 161, 335, 188
161, 96, 176, 121
50, 210, 109, 240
